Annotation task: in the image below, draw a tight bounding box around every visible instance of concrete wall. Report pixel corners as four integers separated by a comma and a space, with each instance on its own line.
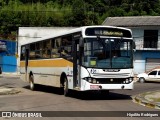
130, 27, 160, 74
134, 51, 160, 74
131, 27, 160, 50
0, 40, 17, 73
0, 56, 17, 72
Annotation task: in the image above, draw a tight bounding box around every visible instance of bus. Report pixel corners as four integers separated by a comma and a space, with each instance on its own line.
20, 26, 135, 96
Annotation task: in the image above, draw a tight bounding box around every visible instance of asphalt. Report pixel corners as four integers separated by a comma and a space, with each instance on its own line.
0, 72, 160, 109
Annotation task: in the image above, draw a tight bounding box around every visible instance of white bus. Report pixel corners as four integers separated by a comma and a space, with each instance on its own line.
20, 26, 135, 96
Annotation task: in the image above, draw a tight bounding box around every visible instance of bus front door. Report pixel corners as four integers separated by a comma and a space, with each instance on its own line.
73, 40, 80, 89
25, 48, 29, 81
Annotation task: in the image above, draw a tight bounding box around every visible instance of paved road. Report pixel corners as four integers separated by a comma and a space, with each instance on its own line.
0, 77, 160, 120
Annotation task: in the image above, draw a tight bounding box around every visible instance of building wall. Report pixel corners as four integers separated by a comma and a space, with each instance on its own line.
132, 28, 144, 50
0, 40, 17, 73
131, 27, 160, 50
158, 30, 160, 48
129, 27, 160, 74
0, 56, 17, 72
134, 51, 160, 74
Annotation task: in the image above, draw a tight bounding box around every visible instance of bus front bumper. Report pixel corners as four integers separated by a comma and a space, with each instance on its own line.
81, 80, 134, 91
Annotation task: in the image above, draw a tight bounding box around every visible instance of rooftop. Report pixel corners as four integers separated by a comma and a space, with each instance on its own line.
102, 16, 160, 27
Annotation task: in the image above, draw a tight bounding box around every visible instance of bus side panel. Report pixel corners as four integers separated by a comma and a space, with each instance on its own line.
20, 61, 28, 82
20, 59, 74, 89
27, 67, 64, 88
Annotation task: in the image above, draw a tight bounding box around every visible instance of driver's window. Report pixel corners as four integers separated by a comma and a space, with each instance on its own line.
148, 71, 157, 75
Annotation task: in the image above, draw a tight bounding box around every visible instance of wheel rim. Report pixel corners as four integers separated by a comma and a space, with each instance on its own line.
139, 78, 145, 83
64, 78, 68, 96
29, 76, 34, 90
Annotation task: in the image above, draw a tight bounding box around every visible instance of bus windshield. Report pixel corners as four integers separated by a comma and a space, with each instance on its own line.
82, 38, 133, 69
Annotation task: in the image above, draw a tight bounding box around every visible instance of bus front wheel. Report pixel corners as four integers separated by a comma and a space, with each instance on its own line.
64, 78, 69, 96
29, 75, 35, 90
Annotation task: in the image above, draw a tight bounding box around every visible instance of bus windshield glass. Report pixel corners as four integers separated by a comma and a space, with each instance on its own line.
82, 38, 133, 69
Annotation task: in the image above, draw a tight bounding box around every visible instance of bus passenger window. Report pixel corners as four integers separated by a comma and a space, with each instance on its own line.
35, 42, 42, 59
61, 48, 69, 57
42, 48, 51, 59
61, 36, 72, 58
35, 51, 42, 59
29, 51, 35, 59
29, 44, 36, 59
55, 38, 61, 47
51, 49, 60, 58
51, 38, 61, 58
42, 40, 51, 59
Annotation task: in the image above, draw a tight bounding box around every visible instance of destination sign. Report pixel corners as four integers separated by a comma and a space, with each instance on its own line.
85, 27, 131, 37
95, 30, 123, 36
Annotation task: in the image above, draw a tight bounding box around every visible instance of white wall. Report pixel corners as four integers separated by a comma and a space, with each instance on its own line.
132, 28, 144, 50
131, 27, 160, 74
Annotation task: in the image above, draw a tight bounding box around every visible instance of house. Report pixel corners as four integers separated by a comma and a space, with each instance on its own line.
102, 16, 160, 74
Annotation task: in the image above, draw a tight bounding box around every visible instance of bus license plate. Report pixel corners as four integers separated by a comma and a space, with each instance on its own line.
90, 85, 99, 90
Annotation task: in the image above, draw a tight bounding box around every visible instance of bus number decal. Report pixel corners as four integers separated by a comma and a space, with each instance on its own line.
91, 69, 96, 74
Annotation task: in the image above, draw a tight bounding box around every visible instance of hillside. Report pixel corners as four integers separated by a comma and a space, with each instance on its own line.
0, 0, 160, 40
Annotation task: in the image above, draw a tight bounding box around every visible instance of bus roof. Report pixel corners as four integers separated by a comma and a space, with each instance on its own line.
20, 26, 132, 45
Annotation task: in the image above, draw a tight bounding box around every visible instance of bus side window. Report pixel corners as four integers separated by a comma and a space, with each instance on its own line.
51, 38, 61, 58
61, 36, 72, 58
42, 40, 51, 59
29, 43, 36, 59
35, 42, 42, 59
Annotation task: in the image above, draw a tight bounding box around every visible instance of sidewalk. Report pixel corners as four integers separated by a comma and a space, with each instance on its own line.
0, 87, 21, 95
0, 72, 20, 78
0, 72, 21, 95
132, 90, 160, 109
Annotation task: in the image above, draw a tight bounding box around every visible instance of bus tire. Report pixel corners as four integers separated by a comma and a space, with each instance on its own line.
64, 78, 69, 96
100, 90, 109, 95
29, 75, 35, 90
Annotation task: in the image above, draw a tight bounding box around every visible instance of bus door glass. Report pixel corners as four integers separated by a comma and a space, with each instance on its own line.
21, 45, 29, 81
25, 48, 29, 72
21, 45, 29, 72
73, 37, 81, 88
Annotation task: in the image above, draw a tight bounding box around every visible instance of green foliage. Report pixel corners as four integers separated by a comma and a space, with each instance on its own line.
0, 0, 160, 40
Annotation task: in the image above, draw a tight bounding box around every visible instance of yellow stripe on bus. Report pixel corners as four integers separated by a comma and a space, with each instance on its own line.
20, 59, 73, 67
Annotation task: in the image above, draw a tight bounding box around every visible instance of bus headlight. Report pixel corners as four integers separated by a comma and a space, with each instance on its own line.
125, 79, 129, 83
123, 78, 133, 84
83, 77, 98, 83
88, 78, 92, 83
93, 79, 97, 84
129, 78, 133, 82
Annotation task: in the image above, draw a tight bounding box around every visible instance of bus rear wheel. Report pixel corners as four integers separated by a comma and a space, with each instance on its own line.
29, 75, 35, 90
64, 78, 69, 96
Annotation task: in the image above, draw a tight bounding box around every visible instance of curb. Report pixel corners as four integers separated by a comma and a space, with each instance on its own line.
0, 72, 20, 78
0, 88, 21, 95
132, 93, 160, 109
